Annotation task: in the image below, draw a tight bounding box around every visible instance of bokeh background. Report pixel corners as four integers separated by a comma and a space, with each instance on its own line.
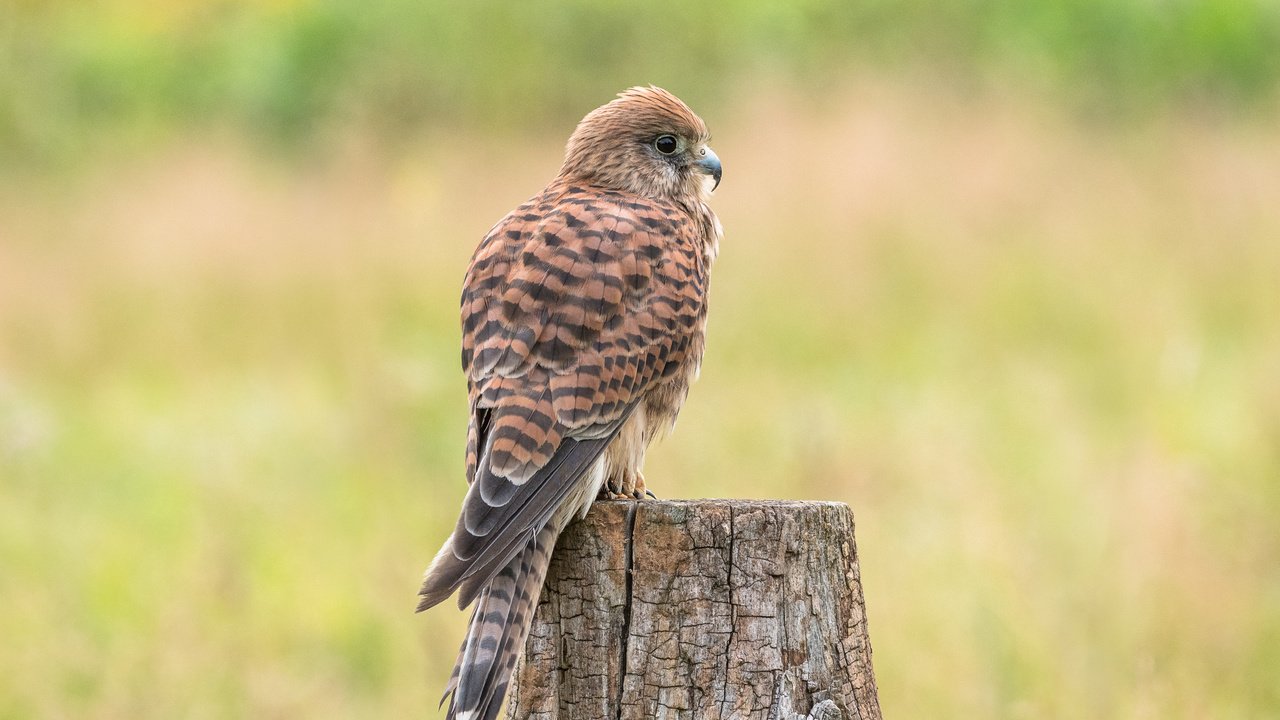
3, 1, 1280, 718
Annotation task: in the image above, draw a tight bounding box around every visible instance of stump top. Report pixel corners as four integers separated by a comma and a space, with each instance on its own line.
590, 498, 852, 514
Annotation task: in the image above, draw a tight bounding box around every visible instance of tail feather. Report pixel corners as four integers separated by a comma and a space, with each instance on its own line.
442, 521, 559, 720
417, 404, 638, 615
438, 610, 467, 711
420, 425, 623, 718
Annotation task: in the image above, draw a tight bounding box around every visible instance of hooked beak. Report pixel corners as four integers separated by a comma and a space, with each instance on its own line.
696, 146, 722, 191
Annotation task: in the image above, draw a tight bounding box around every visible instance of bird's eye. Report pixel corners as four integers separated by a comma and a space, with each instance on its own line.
654, 135, 679, 155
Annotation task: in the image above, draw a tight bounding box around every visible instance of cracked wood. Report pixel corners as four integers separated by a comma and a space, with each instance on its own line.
504, 500, 883, 720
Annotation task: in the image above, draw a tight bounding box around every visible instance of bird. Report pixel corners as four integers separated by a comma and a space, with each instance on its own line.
416, 86, 723, 720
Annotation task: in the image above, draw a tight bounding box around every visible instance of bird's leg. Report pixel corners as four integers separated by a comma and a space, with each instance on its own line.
631, 471, 657, 500
619, 470, 656, 500
597, 472, 629, 501
618, 468, 637, 498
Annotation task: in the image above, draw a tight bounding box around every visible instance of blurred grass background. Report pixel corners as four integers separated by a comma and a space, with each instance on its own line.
2, 1, 1280, 718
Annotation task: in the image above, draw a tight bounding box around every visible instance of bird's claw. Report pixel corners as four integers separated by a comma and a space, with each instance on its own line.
597, 472, 656, 501
597, 477, 628, 501
628, 472, 655, 500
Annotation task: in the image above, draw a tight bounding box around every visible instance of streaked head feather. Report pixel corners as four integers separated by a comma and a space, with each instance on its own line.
559, 86, 714, 202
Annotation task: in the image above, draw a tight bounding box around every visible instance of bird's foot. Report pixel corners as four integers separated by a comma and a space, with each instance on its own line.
597, 471, 655, 501
597, 476, 629, 501
631, 472, 656, 500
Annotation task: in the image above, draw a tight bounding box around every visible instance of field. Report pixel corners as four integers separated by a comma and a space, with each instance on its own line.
3, 3, 1280, 718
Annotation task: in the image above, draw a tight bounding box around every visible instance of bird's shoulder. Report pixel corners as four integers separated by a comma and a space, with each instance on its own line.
462, 184, 705, 357
472, 183, 702, 268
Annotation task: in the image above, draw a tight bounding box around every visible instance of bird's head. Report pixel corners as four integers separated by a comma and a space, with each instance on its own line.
559, 86, 721, 204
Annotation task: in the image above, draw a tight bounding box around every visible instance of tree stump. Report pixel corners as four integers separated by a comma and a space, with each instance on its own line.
505, 500, 882, 720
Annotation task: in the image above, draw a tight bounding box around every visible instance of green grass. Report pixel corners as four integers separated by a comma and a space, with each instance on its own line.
4, 0, 1280, 167
2, 83, 1279, 718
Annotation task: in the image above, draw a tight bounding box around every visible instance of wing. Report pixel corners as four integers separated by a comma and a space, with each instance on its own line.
419, 185, 708, 610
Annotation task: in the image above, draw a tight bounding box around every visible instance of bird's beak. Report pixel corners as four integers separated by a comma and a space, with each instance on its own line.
696, 146, 722, 191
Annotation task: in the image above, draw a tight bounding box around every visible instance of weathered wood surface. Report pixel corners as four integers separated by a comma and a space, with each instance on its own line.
505, 500, 881, 720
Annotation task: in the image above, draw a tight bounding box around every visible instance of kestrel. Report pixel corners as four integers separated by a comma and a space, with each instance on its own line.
416, 86, 723, 720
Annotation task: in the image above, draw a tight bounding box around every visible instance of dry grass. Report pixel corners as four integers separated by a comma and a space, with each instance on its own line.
2, 81, 1278, 718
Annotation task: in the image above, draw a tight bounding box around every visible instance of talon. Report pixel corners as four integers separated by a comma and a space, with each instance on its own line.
631, 471, 651, 500
597, 479, 627, 501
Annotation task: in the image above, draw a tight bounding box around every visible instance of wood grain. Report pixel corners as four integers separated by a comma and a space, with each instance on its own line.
505, 500, 882, 720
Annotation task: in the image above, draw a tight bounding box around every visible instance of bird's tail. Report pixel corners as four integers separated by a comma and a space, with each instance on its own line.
438, 520, 559, 720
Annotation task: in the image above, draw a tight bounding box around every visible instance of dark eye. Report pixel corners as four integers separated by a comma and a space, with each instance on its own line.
654, 135, 678, 155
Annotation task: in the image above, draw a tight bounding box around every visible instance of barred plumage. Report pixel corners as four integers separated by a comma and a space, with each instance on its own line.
417, 86, 723, 720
